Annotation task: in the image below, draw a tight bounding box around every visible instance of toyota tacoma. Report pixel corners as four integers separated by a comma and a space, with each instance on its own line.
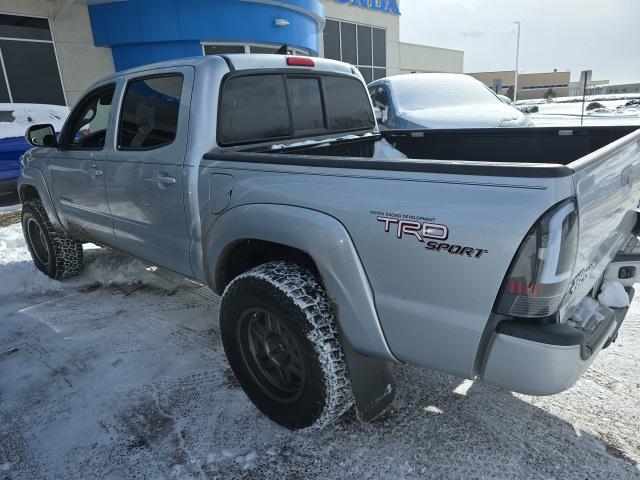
17, 54, 640, 431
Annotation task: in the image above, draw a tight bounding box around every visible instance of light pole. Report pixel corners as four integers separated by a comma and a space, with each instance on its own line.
513, 21, 521, 103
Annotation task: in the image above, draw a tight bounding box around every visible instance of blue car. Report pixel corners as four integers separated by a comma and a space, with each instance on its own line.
0, 104, 68, 203
0, 136, 30, 202
368, 73, 532, 130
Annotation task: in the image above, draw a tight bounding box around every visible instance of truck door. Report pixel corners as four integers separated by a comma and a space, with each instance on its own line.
106, 68, 193, 276
48, 84, 116, 245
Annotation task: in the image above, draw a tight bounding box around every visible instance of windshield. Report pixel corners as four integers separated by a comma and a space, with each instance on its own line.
389, 74, 503, 111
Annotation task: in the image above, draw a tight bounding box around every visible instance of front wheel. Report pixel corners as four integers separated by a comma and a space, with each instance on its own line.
219, 261, 353, 431
21, 199, 84, 279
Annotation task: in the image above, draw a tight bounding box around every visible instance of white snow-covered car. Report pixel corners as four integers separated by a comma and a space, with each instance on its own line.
368, 73, 532, 129
0, 103, 69, 139
1, 104, 69, 202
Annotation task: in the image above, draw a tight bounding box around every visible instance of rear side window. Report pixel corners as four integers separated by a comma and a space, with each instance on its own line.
323, 76, 375, 131
118, 75, 183, 150
218, 73, 374, 146
218, 75, 292, 145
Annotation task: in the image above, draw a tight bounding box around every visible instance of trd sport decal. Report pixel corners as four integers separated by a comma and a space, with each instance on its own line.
374, 214, 488, 259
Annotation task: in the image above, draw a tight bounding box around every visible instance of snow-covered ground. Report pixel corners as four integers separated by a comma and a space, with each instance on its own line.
518, 96, 640, 127
1, 214, 639, 479
517, 93, 640, 105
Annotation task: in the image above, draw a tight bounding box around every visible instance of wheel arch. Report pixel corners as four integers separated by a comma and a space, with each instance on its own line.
203, 203, 396, 361
215, 239, 320, 295
18, 167, 66, 233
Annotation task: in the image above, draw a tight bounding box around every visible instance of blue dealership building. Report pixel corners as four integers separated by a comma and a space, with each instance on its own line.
0, 0, 462, 106
88, 0, 326, 71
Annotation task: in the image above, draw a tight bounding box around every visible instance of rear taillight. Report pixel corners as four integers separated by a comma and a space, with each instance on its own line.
286, 56, 315, 67
495, 197, 579, 318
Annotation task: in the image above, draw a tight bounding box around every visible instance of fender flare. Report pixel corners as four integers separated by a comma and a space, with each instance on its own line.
18, 166, 66, 232
203, 203, 397, 361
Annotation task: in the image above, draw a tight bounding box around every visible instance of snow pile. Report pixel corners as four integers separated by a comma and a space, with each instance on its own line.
527, 99, 640, 127
0, 223, 63, 297
0, 222, 163, 298
598, 280, 630, 308
0, 103, 69, 140
373, 139, 407, 159
516, 93, 640, 106
76, 251, 161, 288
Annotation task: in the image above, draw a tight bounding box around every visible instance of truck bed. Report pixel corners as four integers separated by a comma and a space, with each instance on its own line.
247, 125, 639, 167
202, 124, 640, 385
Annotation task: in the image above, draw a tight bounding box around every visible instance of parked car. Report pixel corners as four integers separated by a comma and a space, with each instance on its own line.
18, 55, 640, 432
0, 104, 68, 203
368, 73, 532, 129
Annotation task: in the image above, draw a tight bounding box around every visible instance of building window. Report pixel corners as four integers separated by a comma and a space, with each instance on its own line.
0, 13, 65, 105
203, 43, 309, 56
323, 19, 386, 84
203, 44, 245, 55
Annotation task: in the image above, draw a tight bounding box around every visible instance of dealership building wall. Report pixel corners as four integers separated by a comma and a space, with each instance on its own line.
0, 0, 114, 107
320, 0, 463, 82
0, 0, 463, 107
469, 70, 572, 100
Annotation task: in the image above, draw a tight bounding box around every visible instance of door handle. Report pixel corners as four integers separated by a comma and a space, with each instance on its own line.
144, 173, 177, 189
89, 164, 103, 177
154, 175, 176, 186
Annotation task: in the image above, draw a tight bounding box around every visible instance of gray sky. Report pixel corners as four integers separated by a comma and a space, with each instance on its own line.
399, 0, 640, 85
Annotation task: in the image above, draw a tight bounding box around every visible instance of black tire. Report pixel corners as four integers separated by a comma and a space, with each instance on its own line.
220, 261, 353, 431
21, 199, 84, 279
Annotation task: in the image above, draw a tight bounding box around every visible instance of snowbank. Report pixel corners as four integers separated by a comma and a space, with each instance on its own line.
516, 92, 640, 106
0, 223, 63, 297
0, 223, 164, 298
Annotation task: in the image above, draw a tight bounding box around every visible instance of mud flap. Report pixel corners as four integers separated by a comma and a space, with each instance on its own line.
339, 326, 396, 422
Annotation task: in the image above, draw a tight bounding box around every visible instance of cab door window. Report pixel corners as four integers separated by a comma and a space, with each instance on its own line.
65, 87, 115, 150
118, 74, 183, 150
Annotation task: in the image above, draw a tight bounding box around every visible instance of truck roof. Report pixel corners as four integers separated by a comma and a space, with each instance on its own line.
102, 54, 356, 81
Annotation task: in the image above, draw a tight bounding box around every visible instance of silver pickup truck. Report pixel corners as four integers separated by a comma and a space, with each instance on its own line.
18, 54, 640, 431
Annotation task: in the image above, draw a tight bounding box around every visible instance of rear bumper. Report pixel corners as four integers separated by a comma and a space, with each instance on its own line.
480, 289, 632, 395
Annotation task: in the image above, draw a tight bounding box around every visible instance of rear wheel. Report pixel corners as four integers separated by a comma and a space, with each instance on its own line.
220, 261, 353, 431
21, 199, 83, 279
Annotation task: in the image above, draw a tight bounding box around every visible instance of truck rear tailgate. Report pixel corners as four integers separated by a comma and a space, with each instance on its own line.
560, 128, 640, 317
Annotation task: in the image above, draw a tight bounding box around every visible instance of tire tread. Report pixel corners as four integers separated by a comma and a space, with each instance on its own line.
22, 199, 83, 279
221, 261, 354, 431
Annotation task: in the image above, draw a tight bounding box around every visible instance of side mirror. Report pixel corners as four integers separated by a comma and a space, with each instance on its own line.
26, 124, 57, 148
373, 106, 385, 123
